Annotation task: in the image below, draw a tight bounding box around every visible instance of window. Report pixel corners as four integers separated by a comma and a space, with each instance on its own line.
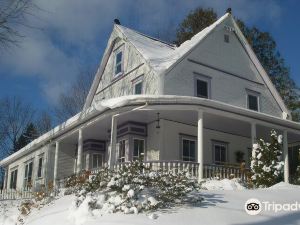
248, 94, 259, 111
196, 80, 208, 98
134, 81, 143, 95
118, 140, 126, 162
182, 139, 196, 161
114, 50, 123, 76
10, 169, 18, 189
92, 154, 104, 169
24, 161, 33, 189
133, 139, 145, 161
37, 157, 43, 178
213, 142, 227, 164
224, 34, 229, 43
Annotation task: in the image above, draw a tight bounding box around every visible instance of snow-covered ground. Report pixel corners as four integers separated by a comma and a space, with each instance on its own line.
1, 181, 300, 225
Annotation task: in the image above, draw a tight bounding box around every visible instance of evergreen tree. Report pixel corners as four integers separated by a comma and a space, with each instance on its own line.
250, 130, 284, 187
174, 8, 300, 121
14, 123, 38, 151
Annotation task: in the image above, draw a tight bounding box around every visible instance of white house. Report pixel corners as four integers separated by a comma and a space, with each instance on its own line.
1, 12, 300, 191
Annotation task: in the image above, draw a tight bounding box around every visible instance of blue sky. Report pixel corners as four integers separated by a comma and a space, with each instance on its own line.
0, 0, 299, 114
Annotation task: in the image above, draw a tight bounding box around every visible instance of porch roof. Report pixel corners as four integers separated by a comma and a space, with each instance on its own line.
1, 95, 300, 167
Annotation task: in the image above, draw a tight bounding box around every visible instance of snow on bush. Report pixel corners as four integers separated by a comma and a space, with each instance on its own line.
250, 130, 284, 188
70, 161, 201, 216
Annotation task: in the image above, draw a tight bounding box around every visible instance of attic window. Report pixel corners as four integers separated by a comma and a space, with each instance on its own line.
224, 34, 229, 43
114, 48, 123, 76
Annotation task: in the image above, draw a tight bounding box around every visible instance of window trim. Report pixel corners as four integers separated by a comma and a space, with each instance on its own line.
114, 46, 124, 77
246, 89, 260, 112
24, 160, 33, 189
133, 138, 145, 161
92, 153, 104, 169
180, 135, 197, 162
194, 73, 211, 99
212, 140, 228, 164
10, 168, 18, 189
132, 75, 144, 95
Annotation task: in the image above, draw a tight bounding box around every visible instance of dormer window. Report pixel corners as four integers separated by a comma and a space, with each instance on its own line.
114, 48, 123, 76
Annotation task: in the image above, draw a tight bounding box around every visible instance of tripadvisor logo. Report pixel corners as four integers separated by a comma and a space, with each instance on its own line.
245, 198, 262, 215
245, 198, 300, 215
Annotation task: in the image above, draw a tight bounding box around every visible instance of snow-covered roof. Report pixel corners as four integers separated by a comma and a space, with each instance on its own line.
116, 13, 230, 73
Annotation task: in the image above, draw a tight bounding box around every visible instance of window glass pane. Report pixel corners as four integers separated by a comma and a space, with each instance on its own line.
116, 52, 122, 63
38, 158, 43, 177
190, 141, 195, 159
197, 80, 208, 98
116, 64, 122, 74
215, 146, 220, 162
115, 51, 122, 75
133, 140, 139, 157
248, 95, 258, 111
182, 140, 189, 157
135, 82, 142, 94
220, 147, 226, 162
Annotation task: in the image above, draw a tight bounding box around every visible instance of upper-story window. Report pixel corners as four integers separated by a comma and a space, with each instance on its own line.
114, 47, 124, 76
134, 81, 143, 95
132, 75, 144, 95
194, 73, 211, 99
247, 90, 260, 111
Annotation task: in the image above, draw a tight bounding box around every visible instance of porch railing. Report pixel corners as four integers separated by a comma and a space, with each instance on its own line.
88, 161, 250, 181
204, 164, 249, 180
0, 189, 33, 200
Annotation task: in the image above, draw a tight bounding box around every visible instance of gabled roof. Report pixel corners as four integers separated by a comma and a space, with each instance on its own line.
84, 13, 289, 116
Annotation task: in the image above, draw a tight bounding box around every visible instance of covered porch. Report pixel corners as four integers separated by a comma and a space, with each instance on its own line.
51, 96, 300, 185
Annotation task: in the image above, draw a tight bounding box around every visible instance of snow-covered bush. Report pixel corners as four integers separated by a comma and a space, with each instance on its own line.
64, 170, 91, 194
73, 161, 201, 214
250, 130, 284, 187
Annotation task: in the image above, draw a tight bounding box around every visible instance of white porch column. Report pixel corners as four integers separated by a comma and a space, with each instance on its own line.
53, 141, 59, 188
76, 129, 83, 173
283, 130, 289, 183
197, 110, 204, 181
251, 122, 257, 148
85, 153, 90, 171
108, 115, 118, 169
3, 168, 8, 190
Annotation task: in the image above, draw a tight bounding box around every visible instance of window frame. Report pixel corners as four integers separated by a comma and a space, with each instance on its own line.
181, 136, 197, 162
10, 168, 18, 189
24, 160, 33, 189
194, 73, 211, 99
37, 155, 44, 179
133, 138, 145, 161
246, 89, 260, 112
114, 46, 124, 77
92, 153, 104, 169
212, 141, 228, 164
132, 75, 144, 95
